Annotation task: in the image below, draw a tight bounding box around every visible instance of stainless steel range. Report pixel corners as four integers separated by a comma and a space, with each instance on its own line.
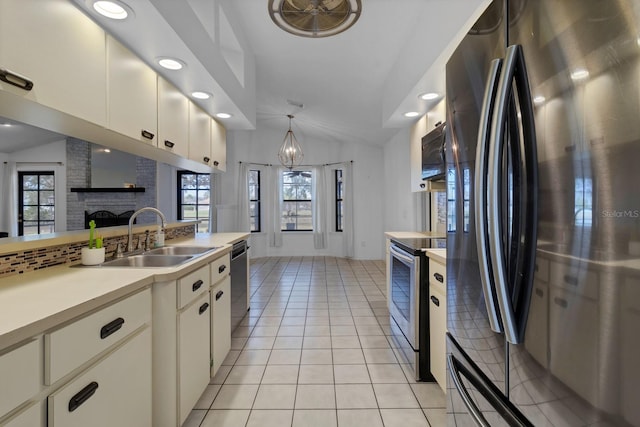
388, 237, 444, 381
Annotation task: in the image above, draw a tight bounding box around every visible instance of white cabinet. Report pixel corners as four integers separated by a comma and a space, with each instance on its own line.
0, 0, 106, 126
158, 77, 189, 158
107, 36, 157, 145
211, 275, 231, 377
211, 117, 227, 171
428, 257, 447, 391
178, 292, 211, 425
0, 338, 40, 419
45, 288, 150, 385
47, 328, 151, 427
153, 262, 219, 427
189, 102, 212, 166
2, 402, 42, 427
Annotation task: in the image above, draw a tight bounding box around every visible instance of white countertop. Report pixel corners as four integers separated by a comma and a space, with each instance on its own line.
384, 231, 446, 240
425, 248, 446, 264
0, 232, 249, 350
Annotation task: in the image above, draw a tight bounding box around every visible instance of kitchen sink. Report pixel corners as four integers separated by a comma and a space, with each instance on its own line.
144, 245, 219, 256
100, 254, 195, 268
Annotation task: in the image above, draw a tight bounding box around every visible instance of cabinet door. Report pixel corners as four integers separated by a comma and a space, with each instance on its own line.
158, 77, 189, 158
189, 102, 212, 165
428, 282, 446, 391
107, 36, 157, 145
47, 328, 152, 427
0, 0, 106, 126
0, 338, 40, 417
211, 276, 231, 377
210, 118, 227, 171
178, 292, 211, 425
3, 402, 42, 427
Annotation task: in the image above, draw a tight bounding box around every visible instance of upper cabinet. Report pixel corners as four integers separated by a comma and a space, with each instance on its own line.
188, 102, 212, 166
0, 0, 107, 126
107, 36, 158, 145
211, 118, 227, 172
158, 77, 189, 158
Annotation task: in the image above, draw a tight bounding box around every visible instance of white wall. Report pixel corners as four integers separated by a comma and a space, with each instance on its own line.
217, 127, 386, 260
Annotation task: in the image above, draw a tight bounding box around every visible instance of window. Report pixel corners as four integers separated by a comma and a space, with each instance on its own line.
282, 170, 312, 231
18, 171, 55, 236
335, 169, 343, 232
177, 171, 210, 233
575, 177, 593, 227
463, 168, 470, 233
249, 170, 261, 232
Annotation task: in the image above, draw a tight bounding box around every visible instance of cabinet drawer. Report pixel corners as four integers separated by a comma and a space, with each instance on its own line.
177, 264, 210, 309
0, 339, 40, 417
47, 328, 151, 427
45, 288, 151, 385
428, 258, 446, 287
549, 261, 598, 299
210, 253, 230, 286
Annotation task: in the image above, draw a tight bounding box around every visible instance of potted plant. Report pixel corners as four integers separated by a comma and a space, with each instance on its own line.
81, 220, 105, 265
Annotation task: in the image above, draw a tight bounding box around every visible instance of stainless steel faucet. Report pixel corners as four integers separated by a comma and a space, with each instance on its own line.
127, 207, 167, 253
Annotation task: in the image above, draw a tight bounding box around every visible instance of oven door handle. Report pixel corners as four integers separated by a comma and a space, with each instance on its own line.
390, 245, 416, 264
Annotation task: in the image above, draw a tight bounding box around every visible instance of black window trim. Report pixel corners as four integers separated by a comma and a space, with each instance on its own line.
249, 169, 261, 233
18, 170, 55, 236
335, 169, 343, 232
282, 169, 312, 232
176, 170, 211, 232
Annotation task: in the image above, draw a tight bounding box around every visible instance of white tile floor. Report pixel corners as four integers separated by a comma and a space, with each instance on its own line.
184, 257, 446, 427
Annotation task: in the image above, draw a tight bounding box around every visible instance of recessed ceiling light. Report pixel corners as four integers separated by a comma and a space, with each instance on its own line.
570, 68, 589, 80
215, 113, 232, 119
191, 91, 211, 100
533, 95, 546, 105
91, 0, 130, 20
1, 123, 12, 127
404, 111, 420, 118
103, 148, 111, 153
419, 92, 439, 100
157, 58, 185, 70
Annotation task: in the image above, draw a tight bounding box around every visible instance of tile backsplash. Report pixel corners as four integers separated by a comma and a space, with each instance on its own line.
0, 224, 195, 278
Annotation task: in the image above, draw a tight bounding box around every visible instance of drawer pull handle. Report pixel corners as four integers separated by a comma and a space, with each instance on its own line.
192, 279, 203, 292
434, 273, 444, 283
563, 274, 578, 286
100, 317, 125, 339
203, 156, 210, 163
535, 288, 544, 297
68, 381, 99, 412
141, 129, 155, 140
218, 264, 226, 274
164, 140, 175, 148
199, 302, 210, 315
0, 67, 34, 91
430, 295, 440, 306
213, 160, 220, 167
216, 290, 224, 301
554, 297, 568, 308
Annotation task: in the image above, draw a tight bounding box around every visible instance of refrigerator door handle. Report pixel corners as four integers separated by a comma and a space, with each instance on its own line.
447, 354, 491, 427
488, 44, 538, 344
475, 58, 504, 334
447, 351, 533, 427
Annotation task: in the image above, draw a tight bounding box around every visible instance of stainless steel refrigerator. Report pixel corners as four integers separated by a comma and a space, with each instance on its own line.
445, 0, 640, 425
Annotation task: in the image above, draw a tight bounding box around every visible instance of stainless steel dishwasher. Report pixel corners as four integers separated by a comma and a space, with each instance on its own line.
230, 240, 248, 332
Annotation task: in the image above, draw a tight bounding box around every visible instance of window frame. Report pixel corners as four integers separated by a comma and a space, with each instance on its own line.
176, 171, 211, 233
335, 169, 343, 232
18, 171, 55, 236
281, 169, 313, 232
249, 169, 261, 232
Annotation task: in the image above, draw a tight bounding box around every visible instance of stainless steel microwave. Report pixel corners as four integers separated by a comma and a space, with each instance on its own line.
421, 121, 446, 181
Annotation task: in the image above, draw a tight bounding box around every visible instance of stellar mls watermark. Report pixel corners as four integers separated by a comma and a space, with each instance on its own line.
601, 210, 640, 218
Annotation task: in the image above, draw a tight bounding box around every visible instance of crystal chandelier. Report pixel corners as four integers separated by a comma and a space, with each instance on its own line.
278, 114, 304, 169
